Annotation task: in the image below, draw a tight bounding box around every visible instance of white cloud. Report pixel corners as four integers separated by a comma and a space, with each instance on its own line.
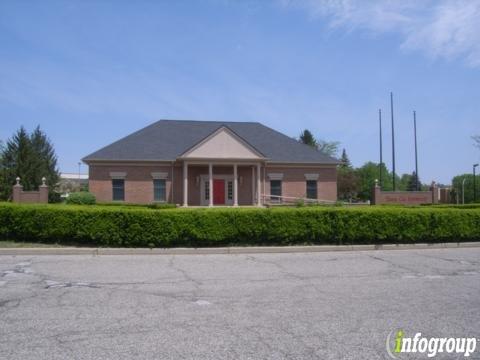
282, 0, 480, 67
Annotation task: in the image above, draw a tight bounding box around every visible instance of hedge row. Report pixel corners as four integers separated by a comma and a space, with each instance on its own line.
0, 203, 479, 247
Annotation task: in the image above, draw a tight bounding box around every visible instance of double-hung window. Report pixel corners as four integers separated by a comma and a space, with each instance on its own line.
153, 179, 166, 202
306, 180, 317, 199
270, 180, 282, 202
112, 179, 125, 201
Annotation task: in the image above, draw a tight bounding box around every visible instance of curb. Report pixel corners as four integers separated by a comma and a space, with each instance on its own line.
0, 242, 480, 256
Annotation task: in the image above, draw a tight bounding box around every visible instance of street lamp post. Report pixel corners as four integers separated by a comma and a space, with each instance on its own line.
474, 164, 479, 203
462, 178, 466, 205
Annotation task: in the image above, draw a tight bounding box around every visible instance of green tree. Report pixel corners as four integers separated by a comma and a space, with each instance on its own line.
339, 148, 351, 169
0, 140, 4, 197
337, 149, 358, 201
0, 126, 60, 201
317, 139, 340, 157
299, 129, 317, 148
298, 129, 339, 157
398, 173, 412, 191
452, 174, 480, 204
337, 166, 359, 202
406, 171, 420, 191
355, 161, 393, 201
30, 126, 60, 200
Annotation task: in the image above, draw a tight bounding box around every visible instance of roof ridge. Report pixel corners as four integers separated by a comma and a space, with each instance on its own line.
158, 119, 261, 124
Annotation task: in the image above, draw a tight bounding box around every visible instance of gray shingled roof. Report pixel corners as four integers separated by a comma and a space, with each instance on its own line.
82, 120, 339, 164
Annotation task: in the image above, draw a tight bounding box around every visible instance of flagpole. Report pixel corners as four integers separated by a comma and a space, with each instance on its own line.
379, 109, 383, 188
391, 92, 396, 190
414, 110, 419, 190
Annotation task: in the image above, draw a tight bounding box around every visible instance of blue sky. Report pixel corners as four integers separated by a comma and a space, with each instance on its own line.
1, 0, 479, 184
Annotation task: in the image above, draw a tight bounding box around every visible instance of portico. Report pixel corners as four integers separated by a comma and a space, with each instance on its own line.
179, 125, 265, 207
182, 161, 263, 207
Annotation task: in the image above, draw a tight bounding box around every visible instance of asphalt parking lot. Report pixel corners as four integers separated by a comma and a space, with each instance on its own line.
1, 248, 479, 359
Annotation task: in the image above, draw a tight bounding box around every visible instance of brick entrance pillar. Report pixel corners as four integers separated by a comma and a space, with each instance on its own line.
431, 181, 439, 204
39, 177, 49, 203
371, 179, 381, 205
12, 177, 22, 202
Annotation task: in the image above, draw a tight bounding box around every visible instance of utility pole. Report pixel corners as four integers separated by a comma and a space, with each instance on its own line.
379, 109, 383, 189
413, 111, 419, 190
390, 92, 396, 190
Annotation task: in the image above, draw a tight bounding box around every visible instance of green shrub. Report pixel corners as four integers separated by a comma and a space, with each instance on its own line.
96, 202, 176, 209
294, 199, 305, 207
146, 203, 177, 210
66, 192, 96, 205
0, 203, 479, 247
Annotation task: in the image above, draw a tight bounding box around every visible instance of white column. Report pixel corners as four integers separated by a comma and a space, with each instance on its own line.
257, 163, 262, 206
208, 163, 213, 207
233, 164, 238, 207
251, 166, 255, 205
183, 161, 188, 207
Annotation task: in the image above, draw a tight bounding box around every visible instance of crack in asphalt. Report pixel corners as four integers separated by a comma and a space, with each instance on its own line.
245, 255, 307, 281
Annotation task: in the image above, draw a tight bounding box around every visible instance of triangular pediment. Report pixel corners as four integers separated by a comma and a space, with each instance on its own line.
180, 127, 264, 159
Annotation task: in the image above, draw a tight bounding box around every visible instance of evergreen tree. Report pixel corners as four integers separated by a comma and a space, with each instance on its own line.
339, 148, 351, 169
337, 149, 358, 201
299, 130, 317, 148
0, 126, 59, 201
337, 166, 359, 202
30, 126, 60, 198
407, 171, 420, 191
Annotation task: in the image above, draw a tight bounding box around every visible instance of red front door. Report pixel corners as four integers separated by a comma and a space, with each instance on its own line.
213, 179, 225, 205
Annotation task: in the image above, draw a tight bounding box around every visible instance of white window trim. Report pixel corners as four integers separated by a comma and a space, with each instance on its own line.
304, 173, 319, 181
267, 173, 284, 181
110, 172, 127, 179
153, 178, 167, 202
151, 172, 168, 179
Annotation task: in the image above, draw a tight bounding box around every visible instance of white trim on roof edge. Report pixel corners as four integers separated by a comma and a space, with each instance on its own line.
178, 126, 266, 160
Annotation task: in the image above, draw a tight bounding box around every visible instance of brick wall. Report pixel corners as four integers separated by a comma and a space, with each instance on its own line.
89, 164, 174, 204
371, 183, 439, 205
264, 166, 337, 202
88, 163, 337, 205
12, 183, 49, 204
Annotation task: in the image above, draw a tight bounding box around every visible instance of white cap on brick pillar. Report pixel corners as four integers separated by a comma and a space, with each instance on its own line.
39, 176, 49, 203
13, 177, 22, 203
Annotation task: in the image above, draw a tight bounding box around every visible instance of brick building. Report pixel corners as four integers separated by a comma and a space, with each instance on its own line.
83, 120, 339, 206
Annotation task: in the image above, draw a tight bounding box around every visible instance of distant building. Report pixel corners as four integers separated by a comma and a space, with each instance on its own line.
58, 173, 89, 196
